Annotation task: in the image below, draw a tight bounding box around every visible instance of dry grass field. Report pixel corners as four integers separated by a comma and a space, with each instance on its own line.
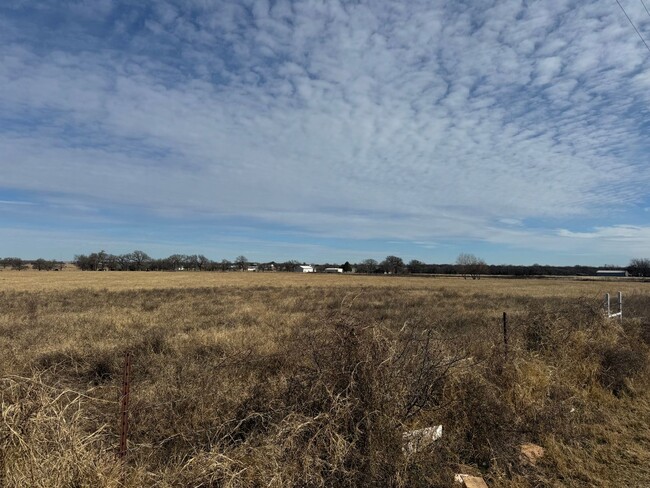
1, 271, 649, 487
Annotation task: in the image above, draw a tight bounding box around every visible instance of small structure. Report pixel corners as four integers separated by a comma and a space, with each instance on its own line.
295, 265, 314, 273
605, 292, 623, 321
323, 267, 344, 273
247, 266, 258, 272
596, 270, 628, 277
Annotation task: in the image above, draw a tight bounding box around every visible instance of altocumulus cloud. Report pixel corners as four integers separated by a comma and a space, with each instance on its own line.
1, 0, 649, 262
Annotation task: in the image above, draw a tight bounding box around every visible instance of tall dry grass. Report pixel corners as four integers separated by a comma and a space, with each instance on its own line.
1, 273, 649, 486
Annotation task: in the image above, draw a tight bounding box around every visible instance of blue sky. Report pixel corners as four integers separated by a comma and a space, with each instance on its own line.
1, 0, 650, 265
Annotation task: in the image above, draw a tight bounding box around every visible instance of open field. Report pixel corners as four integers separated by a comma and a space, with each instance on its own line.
1, 271, 649, 487
1, 268, 648, 296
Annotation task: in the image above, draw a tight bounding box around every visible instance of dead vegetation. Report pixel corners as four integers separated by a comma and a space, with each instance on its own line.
0, 273, 649, 487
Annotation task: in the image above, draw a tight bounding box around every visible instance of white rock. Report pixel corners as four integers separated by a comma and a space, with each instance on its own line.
402, 425, 443, 453
454, 474, 489, 488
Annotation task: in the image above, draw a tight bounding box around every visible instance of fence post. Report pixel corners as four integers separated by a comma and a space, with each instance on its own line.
604, 292, 623, 322
503, 311, 509, 360
119, 352, 132, 464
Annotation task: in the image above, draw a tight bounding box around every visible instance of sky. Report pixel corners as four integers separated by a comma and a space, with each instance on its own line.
1, 0, 650, 265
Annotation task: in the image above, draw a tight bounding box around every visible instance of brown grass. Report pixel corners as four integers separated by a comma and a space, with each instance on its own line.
1, 272, 649, 487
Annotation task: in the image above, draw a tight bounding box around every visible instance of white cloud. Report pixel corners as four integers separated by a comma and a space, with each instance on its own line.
0, 0, 649, 259
0, 199, 34, 205
557, 225, 650, 241
500, 218, 523, 226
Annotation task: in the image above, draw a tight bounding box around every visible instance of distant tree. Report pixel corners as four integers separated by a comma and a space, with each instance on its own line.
235, 255, 248, 271
196, 255, 210, 271
456, 253, 487, 279
628, 258, 650, 277
164, 254, 183, 271
381, 255, 405, 274
114, 253, 129, 271
185, 254, 199, 271
357, 258, 378, 274
130, 250, 151, 271
407, 259, 426, 274
104, 254, 119, 271
76, 250, 108, 271
32, 258, 57, 271
74, 254, 91, 270
261, 261, 277, 272
220, 259, 232, 271
95, 250, 108, 270
279, 260, 301, 272
7, 257, 27, 271
342, 261, 352, 273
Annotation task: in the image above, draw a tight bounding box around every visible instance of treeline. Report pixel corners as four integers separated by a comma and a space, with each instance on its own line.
67, 251, 650, 277
4, 251, 649, 277
73, 251, 309, 272
413, 263, 604, 277
359, 258, 607, 277
0, 257, 63, 271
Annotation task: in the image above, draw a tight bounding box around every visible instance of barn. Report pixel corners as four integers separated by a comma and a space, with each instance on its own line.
323, 268, 343, 273
295, 265, 314, 273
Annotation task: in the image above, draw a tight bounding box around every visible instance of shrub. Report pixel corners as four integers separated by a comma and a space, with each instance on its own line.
599, 342, 647, 396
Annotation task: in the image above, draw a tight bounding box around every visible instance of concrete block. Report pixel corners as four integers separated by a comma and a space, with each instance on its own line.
520, 443, 545, 465
454, 473, 489, 488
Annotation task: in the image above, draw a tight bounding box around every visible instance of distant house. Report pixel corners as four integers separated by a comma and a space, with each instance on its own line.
596, 270, 628, 277
295, 265, 314, 273
323, 267, 343, 273
247, 266, 258, 272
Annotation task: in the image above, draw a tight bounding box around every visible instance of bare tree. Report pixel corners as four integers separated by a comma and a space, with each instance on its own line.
628, 258, 650, 277
197, 255, 210, 271
407, 259, 426, 274
456, 253, 487, 280
32, 258, 57, 271
130, 250, 151, 271
381, 255, 405, 274
9, 258, 27, 271
278, 260, 301, 272
235, 255, 248, 271
357, 258, 378, 274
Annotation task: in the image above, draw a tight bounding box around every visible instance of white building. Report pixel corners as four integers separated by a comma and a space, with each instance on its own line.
323, 267, 344, 273
295, 265, 314, 273
596, 270, 628, 277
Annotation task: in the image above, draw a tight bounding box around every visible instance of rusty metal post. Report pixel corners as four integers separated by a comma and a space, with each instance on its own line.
119, 352, 132, 463
503, 312, 509, 360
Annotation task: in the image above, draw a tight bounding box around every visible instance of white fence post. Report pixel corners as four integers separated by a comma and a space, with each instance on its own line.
604, 292, 622, 322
